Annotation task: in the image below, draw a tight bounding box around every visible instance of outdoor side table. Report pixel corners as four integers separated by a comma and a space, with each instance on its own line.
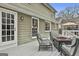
55, 36, 72, 55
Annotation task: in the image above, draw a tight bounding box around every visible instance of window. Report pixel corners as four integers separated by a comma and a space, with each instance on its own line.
0, 8, 17, 47
45, 22, 50, 31
2, 12, 15, 42
50, 13, 55, 19
32, 17, 38, 37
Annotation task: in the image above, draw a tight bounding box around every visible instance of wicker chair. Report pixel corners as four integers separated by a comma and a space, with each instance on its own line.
50, 32, 59, 51
37, 33, 53, 51
61, 37, 79, 56
50, 31, 79, 56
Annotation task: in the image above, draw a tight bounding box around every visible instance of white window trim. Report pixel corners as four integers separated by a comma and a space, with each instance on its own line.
31, 17, 39, 39
0, 7, 18, 47
45, 21, 51, 32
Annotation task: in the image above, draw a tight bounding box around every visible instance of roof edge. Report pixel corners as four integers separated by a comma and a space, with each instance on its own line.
42, 3, 57, 12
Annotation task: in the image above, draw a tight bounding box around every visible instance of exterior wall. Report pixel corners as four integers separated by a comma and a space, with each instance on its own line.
0, 3, 56, 45
23, 3, 53, 16
18, 12, 32, 45
51, 22, 59, 34
39, 19, 50, 38
1, 3, 55, 21
22, 3, 55, 20
55, 24, 59, 30
51, 22, 56, 30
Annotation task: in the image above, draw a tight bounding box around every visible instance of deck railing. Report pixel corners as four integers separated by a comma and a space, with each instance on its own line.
62, 30, 79, 38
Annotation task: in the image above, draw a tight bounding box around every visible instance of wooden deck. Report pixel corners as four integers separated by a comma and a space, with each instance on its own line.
0, 40, 60, 56
0, 40, 79, 56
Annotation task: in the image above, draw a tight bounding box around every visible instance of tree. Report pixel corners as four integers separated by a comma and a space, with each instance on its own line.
57, 6, 79, 20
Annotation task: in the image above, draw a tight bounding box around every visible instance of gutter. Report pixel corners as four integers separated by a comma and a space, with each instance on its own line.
42, 3, 57, 13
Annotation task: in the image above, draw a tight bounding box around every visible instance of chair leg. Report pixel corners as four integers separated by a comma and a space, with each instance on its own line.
51, 45, 53, 51
38, 46, 40, 51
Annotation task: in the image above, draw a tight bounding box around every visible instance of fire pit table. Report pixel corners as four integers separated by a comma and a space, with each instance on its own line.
55, 36, 72, 55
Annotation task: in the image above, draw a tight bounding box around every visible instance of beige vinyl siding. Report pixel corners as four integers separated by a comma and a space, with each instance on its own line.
51, 22, 56, 30
18, 12, 32, 45
51, 22, 58, 30
54, 23, 59, 31
51, 22, 59, 34
39, 19, 50, 38
13, 3, 55, 21
23, 3, 52, 15
0, 4, 56, 45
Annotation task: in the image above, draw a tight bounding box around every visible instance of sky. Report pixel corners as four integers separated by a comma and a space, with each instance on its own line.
50, 3, 79, 12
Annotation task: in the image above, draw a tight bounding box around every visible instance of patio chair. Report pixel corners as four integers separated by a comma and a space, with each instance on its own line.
61, 37, 79, 56
49, 32, 59, 51
37, 33, 53, 51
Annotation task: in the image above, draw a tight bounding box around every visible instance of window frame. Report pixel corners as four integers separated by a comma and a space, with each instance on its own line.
32, 17, 39, 38
45, 21, 51, 32
0, 7, 17, 46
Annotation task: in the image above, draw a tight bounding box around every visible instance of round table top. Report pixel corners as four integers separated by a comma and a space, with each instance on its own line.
56, 36, 72, 42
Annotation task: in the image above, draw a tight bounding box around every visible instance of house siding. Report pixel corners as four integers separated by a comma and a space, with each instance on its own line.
51, 22, 59, 34
0, 3, 56, 46
18, 12, 32, 45
39, 19, 50, 38
51, 22, 56, 30
23, 3, 53, 15
23, 3, 55, 20
3, 3, 55, 21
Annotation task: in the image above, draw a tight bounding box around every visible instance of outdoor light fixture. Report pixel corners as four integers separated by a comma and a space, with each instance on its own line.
20, 16, 24, 21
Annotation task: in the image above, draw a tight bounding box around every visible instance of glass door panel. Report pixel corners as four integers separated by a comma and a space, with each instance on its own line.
2, 12, 15, 42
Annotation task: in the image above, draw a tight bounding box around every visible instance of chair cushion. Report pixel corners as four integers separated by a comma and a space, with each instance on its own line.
42, 38, 50, 40
62, 45, 75, 55
40, 40, 52, 45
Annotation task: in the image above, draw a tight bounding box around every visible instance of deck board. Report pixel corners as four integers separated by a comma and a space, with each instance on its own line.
0, 40, 60, 56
